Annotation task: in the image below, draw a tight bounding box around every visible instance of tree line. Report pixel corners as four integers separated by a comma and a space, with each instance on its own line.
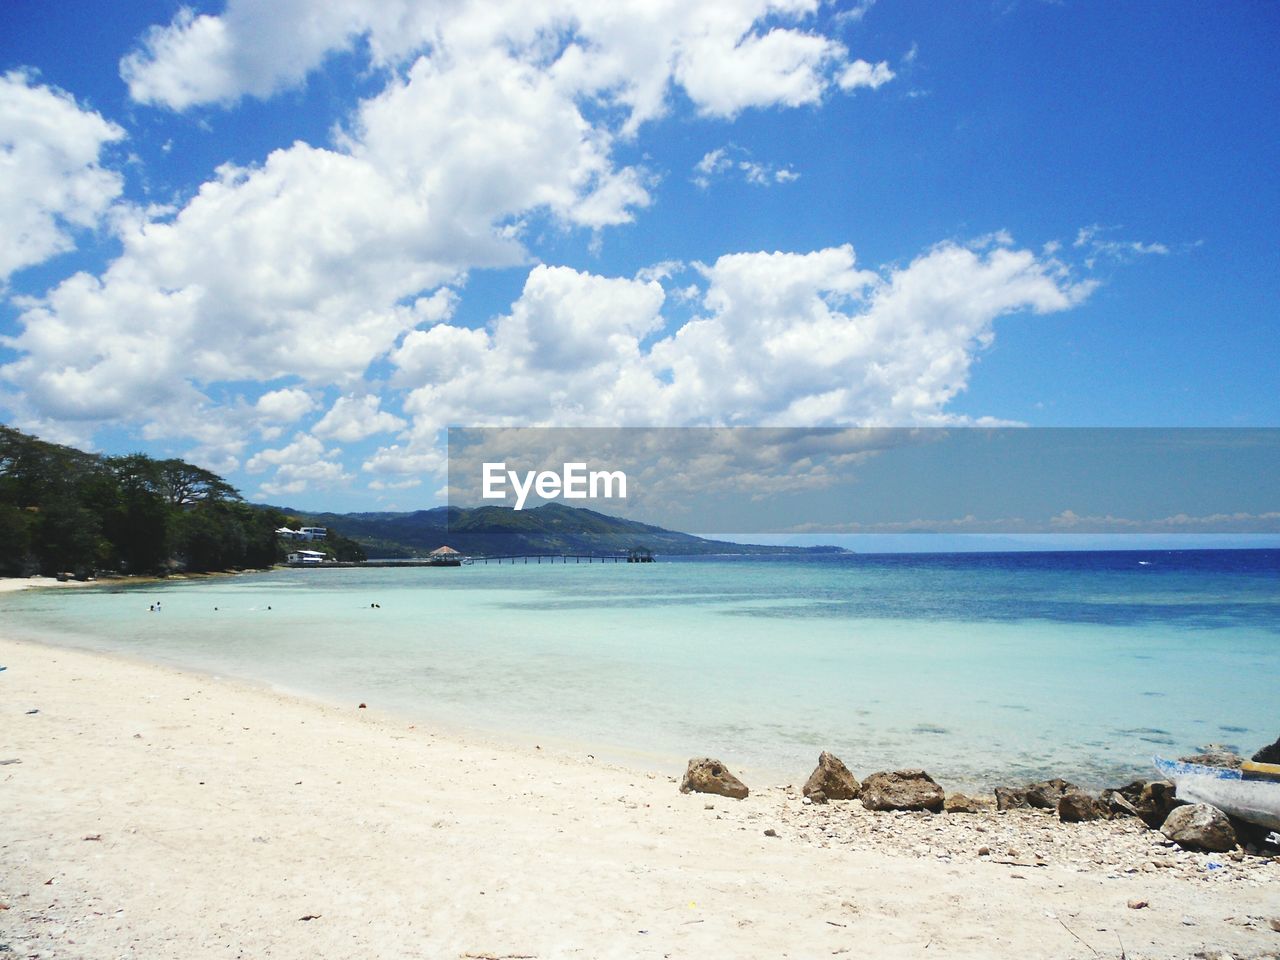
0, 425, 365, 577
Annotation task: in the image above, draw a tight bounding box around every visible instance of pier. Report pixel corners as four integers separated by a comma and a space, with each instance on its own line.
286, 549, 654, 568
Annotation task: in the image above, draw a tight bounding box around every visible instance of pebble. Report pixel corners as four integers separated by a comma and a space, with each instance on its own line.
1128, 899, 1148, 910
712, 788, 1279, 886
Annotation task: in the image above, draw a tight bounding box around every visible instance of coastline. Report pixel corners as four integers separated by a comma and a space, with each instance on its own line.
0, 570, 265, 595
2, 634, 1277, 959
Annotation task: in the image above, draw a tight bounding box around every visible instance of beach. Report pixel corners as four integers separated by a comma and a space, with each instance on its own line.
2, 634, 1277, 960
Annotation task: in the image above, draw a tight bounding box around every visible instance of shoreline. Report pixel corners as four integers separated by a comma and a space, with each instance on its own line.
0, 569, 267, 594
0, 575, 1264, 794
2, 633, 1277, 959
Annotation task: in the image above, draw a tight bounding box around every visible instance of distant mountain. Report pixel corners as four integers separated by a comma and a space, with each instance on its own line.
274, 502, 846, 558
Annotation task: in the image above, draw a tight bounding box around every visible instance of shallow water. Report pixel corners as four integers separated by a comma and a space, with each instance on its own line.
2, 550, 1276, 790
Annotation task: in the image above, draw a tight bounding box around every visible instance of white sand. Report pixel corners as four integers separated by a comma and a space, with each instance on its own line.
0, 577, 98, 594
1, 635, 1277, 959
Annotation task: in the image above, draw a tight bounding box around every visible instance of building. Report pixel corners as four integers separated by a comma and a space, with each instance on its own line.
299, 527, 328, 541
287, 550, 327, 564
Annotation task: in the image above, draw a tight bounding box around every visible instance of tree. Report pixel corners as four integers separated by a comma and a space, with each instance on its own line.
156, 460, 239, 506
0, 504, 33, 576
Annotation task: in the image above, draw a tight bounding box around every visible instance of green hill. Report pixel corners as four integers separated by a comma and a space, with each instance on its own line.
277, 501, 845, 558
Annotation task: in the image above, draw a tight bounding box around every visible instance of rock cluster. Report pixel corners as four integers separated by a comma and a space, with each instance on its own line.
681, 736, 1280, 860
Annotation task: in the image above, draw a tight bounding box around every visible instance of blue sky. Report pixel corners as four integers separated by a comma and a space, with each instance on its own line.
1, 1, 1276, 512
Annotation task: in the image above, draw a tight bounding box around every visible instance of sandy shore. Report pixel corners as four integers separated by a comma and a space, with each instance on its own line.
2, 636, 1277, 959
0, 577, 100, 594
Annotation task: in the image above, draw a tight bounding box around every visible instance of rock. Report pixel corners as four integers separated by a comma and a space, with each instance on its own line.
1025, 778, 1076, 809
680, 758, 749, 800
1127, 899, 1148, 910
995, 786, 1029, 811
977, 845, 990, 857
807, 789, 827, 805
1100, 785, 1143, 819
1057, 790, 1104, 823
1136, 780, 1182, 828
944, 792, 994, 813
860, 769, 944, 813
803, 752, 860, 801
763, 828, 778, 837
1160, 803, 1237, 852
1252, 736, 1280, 765
1179, 745, 1243, 769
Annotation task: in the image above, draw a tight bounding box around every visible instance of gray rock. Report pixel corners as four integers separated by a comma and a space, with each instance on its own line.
1160, 803, 1237, 852
803, 752, 860, 801
861, 769, 944, 812
1058, 790, 1104, 823
680, 758, 749, 800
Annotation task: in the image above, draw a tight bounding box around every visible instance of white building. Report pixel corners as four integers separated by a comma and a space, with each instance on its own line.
287, 550, 327, 564
299, 527, 328, 541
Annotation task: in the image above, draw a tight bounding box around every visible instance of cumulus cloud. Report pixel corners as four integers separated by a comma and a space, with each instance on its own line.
0, 71, 125, 282
119, 1, 881, 124
4, 45, 652, 424
246, 431, 350, 497
255, 387, 316, 422
312, 395, 407, 442
369, 238, 1093, 477
837, 58, 895, 91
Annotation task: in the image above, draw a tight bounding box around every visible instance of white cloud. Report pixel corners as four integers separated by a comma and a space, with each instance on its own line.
375, 238, 1093, 459
120, 9, 238, 109
312, 394, 407, 443
5, 45, 652, 424
693, 145, 799, 189
1073, 224, 1171, 268
0, 71, 125, 282
837, 58, 894, 91
834, 1, 877, 25
119, 1, 883, 125
246, 431, 351, 497
674, 24, 843, 117
255, 387, 316, 422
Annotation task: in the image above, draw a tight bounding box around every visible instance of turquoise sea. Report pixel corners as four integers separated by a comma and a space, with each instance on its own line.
2, 550, 1277, 791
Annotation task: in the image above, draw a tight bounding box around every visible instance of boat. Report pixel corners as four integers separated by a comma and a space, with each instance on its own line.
1153, 756, 1280, 831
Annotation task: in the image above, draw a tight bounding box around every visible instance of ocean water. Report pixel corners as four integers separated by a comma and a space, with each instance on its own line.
2, 550, 1277, 791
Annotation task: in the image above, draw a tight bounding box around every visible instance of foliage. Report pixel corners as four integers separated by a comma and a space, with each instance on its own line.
0, 425, 358, 576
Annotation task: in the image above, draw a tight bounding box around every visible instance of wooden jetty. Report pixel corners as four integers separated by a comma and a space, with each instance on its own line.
287, 549, 655, 568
